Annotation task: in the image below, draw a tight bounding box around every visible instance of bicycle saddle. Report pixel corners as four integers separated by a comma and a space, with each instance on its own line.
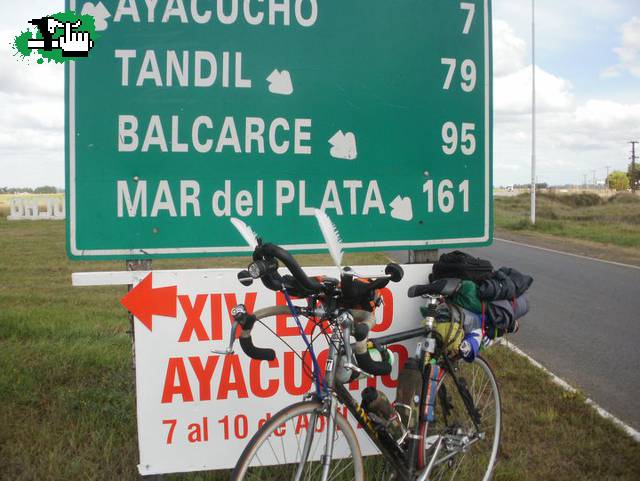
407, 278, 462, 298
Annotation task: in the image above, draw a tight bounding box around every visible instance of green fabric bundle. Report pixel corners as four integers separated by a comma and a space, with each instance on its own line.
449, 280, 483, 313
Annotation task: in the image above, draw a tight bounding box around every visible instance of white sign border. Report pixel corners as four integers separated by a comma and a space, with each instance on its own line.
67, 0, 491, 257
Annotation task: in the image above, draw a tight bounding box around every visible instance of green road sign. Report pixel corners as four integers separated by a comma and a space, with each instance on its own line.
66, 0, 493, 259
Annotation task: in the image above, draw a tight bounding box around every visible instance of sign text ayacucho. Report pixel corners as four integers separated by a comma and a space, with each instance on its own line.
66, 0, 492, 259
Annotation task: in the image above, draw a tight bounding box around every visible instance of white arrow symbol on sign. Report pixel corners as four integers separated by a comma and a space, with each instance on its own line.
328, 130, 357, 160
389, 196, 413, 221
267, 69, 294, 95
81, 2, 111, 31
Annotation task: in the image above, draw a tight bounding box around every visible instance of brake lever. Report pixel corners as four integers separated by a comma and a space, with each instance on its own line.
342, 362, 373, 378
211, 320, 240, 355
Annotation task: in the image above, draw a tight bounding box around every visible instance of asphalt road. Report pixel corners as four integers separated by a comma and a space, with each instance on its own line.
393, 239, 640, 430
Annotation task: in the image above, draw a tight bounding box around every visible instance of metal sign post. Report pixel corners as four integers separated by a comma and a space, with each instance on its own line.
66, 0, 493, 260
126, 259, 156, 480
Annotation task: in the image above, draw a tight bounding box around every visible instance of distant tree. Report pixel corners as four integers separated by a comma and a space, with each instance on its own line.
33, 185, 58, 194
607, 171, 630, 191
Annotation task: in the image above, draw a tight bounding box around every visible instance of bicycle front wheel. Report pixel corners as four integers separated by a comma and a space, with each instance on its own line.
231, 400, 364, 481
421, 356, 501, 481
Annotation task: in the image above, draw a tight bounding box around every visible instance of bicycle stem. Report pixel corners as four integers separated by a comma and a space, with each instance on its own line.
423, 295, 440, 329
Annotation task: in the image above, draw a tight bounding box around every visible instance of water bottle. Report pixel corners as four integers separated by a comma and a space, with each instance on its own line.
361, 387, 405, 442
394, 358, 421, 430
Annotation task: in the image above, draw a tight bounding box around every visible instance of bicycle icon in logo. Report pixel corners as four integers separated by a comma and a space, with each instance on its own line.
27, 16, 94, 57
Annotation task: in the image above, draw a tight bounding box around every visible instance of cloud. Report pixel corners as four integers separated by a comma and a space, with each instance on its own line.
495, 65, 575, 115
0, 31, 64, 97
494, 94, 640, 185
605, 16, 640, 78
0, 30, 64, 187
493, 19, 526, 76
494, 0, 623, 55
492, 17, 575, 116
492, 16, 640, 186
574, 99, 640, 132
599, 66, 621, 78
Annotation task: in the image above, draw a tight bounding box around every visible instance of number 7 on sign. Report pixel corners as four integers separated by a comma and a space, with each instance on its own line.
163, 419, 177, 444
460, 2, 476, 34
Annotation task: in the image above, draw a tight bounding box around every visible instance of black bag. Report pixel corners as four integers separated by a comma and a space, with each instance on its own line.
478, 267, 534, 301
429, 251, 493, 284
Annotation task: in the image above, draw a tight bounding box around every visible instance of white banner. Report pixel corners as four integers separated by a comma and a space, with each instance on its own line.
131, 265, 430, 475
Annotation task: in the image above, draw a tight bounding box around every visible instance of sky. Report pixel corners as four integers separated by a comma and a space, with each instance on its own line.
1, 0, 639, 188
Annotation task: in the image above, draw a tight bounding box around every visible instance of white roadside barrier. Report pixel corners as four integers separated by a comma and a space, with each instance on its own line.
7, 197, 65, 220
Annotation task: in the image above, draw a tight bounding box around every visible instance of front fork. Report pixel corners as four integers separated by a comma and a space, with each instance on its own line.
293, 407, 320, 481
291, 395, 338, 481
297, 327, 344, 481
319, 395, 339, 481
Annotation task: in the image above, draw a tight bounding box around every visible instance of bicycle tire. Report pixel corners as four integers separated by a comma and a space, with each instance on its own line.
420, 356, 501, 481
231, 400, 364, 481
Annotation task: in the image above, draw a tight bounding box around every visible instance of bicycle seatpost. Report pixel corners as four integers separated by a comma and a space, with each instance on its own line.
423, 296, 440, 329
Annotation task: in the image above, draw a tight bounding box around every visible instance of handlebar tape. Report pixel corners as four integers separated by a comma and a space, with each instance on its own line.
255, 243, 324, 292
365, 276, 391, 291
260, 272, 283, 292
350, 309, 392, 376
236, 305, 292, 361
239, 335, 276, 361
354, 349, 392, 376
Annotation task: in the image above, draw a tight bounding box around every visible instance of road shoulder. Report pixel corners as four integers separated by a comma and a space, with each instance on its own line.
494, 228, 640, 267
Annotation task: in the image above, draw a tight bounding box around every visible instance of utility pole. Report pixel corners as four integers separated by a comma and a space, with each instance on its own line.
591, 170, 596, 188
530, 0, 536, 224
631, 141, 638, 193
583, 174, 587, 189
605, 166, 611, 191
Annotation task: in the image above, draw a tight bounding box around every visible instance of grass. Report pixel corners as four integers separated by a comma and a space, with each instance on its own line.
1, 217, 639, 480
495, 192, 640, 248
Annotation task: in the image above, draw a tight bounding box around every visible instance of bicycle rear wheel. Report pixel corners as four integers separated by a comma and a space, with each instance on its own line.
420, 356, 501, 481
231, 400, 364, 481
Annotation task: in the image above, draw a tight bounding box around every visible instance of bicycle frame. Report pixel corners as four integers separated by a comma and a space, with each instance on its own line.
230, 290, 480, 481
297, 316, 414, 481
300, 315, 482, 481
312, 322, 414, 481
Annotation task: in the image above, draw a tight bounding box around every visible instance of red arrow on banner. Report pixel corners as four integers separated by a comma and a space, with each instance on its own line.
120, 273, 177, 331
